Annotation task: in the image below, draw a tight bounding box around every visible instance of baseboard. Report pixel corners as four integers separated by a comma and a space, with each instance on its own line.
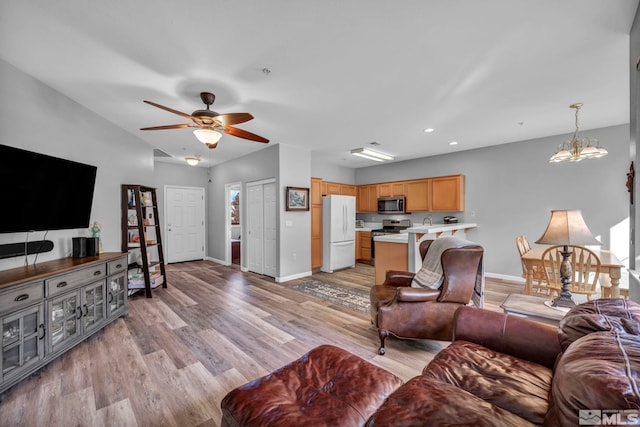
205, 256, 226, 265
276, 271, 313, 283
485, 272, 524, 283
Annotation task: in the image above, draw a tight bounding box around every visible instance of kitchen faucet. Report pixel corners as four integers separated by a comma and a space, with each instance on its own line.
422, 215, 433, 226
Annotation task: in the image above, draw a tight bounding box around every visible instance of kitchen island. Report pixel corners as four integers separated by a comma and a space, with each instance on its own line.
406, 223, 477, 271
373, 233, 409, 285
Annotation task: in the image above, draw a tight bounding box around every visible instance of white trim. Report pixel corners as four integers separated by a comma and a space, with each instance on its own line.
247, 177, 276, 187
225, 182, 242, 266
205, 256, 226, 265
276, 271, 312, 283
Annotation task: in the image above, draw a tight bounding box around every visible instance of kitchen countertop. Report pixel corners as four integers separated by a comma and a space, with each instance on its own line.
406, 222, 477, 234
373, 233, 409, 243
356, 228, 374, 232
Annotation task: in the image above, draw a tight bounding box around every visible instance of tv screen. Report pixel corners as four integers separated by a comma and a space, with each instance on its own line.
0, 145, 97, 233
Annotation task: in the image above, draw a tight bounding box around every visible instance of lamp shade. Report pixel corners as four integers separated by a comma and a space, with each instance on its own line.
535, 209, 601, 246
193, 129, 222, 144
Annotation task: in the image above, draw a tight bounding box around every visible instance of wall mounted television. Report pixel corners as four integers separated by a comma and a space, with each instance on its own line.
0, 145, 97, 233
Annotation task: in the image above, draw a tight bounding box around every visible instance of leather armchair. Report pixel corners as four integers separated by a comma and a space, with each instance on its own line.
370, 239, 484, 355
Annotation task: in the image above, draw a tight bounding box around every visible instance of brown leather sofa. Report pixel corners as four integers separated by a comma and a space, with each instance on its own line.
221, 299, 640, 426
370, 239, 483, 354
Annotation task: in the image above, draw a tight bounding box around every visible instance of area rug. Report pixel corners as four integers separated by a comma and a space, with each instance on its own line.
290, 280, 370, 314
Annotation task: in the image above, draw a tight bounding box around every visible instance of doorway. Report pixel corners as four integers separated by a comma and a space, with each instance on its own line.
246, 179, 277, 277
165, 186, 205, 263
227, 183, 241, 265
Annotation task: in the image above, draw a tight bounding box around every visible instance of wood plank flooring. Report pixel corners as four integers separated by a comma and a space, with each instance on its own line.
0, 261, 523, 426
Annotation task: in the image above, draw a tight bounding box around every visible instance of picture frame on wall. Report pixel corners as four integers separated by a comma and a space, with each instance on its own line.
286, 187, 309, 211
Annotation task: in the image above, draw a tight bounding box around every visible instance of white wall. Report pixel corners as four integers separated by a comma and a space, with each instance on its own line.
354, 124, 630, 277
0, 59, 153, 271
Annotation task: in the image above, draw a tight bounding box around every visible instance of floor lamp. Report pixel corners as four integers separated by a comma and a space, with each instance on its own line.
535, 210, 601, 308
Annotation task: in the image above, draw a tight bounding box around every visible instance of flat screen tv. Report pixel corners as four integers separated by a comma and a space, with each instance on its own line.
0, 145, 98, 233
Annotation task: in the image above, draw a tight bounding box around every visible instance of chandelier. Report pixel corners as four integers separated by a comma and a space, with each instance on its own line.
549, 103, 608, 163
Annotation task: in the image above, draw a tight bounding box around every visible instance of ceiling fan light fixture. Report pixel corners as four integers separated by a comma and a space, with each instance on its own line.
350, 147, 394, 162
193, 129, 222, 145
185, 157, 200, 166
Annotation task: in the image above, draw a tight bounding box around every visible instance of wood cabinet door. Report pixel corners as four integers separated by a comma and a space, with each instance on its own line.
367, 186, 378, 212
378, 183, 392, 197
430, 175, 464, 211
311, 237, 322, 270
405, 180, 430, 212
311, 178, 323, 205
360, 231, 371, 262
326, 182, 341, 195
355, 232, 362, 260
391, 182, 406, 196
357, 186, 369, 212
340, 184, 356, 196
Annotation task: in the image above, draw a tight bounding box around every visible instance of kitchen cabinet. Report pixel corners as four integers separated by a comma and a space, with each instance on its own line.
0, 253, 128, 394
378, 182, 406, 197
325, 182, 341, 195
430, 175, 464, 212
311, 178, 323, 271
340, 184, 357, 196
356, 231, 372, 264
357, 185, 378, 213
405, 179, 430, 212
374, 241, 408, 285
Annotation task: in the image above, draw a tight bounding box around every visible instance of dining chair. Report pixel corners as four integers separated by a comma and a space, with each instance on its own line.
515, 236, 551, 296
541, 245, 601, 300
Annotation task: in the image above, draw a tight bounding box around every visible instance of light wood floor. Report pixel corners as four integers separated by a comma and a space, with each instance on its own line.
0, 261, 523, 426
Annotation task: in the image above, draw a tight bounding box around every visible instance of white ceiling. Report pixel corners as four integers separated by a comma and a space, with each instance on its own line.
1, 1, 637, 168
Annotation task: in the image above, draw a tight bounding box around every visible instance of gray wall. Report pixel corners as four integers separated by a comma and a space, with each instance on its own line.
311, 160, 356, 184
0, 59, 153, 271
279, 144, 312, 279
208, 144, 279, 265
355, 124, 630, 277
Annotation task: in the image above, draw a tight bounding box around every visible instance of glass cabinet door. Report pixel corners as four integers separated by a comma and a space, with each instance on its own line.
1, 303, 45, 381
107, 273, 127, 318
48, 292, 81, 354
82, 281, 106, 334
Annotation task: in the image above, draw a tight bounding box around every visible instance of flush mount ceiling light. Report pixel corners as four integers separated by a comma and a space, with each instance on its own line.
549, 103, 608, 163
193, 128, 222, 145
350, 147, 395, 162
423, 128, 435, 133
449, 141, 458, 146
185, 157, 200, 166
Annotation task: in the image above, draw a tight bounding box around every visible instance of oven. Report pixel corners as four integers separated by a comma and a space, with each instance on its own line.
370, 219, 411, 264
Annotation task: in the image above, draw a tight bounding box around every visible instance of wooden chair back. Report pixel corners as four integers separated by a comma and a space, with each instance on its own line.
541, 245, 601, 299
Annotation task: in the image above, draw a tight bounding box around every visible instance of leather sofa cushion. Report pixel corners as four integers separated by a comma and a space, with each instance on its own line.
364, 375, 534, 427
220, 345, 403, 427
423, 340, 552, 425
558, 299, 640, 351
548, 331, 640, 427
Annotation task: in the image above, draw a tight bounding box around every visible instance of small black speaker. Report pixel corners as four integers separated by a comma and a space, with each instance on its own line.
72, 237, 87, 258
85, 237, 99, 256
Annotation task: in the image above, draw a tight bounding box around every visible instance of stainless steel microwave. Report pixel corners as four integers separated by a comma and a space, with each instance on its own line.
377, 197, 406, 214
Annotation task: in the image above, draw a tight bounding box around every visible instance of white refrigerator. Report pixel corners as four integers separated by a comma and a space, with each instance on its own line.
321, 195, 356, 273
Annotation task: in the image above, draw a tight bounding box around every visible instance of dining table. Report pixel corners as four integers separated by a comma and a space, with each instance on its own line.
520, 245, 625, 297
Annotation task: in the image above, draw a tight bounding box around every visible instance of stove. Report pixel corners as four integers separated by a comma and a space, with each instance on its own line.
371, 219, 412, 265
371, 219, 412, 236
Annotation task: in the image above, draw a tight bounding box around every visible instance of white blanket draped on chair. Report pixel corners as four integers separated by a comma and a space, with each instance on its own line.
411, 236, 484, 307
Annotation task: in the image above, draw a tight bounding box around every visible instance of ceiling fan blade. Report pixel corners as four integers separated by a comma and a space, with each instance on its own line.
223, 126, 269, 143
140, 123, 196, 131
143, 100, 195, 120
214, 112, 254, 126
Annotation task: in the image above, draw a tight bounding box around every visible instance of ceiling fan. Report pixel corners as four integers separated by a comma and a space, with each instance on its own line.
140, 92, 269, 148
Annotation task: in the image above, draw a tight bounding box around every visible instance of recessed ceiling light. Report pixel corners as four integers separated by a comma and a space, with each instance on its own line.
423, 128, 435, 133
449, 141, 458, 146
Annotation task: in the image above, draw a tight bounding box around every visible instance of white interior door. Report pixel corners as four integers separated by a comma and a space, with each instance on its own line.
247, 183, 264, 274
263, 182, 277, 277
166, 186, 205, 263
246, 180, 277, 277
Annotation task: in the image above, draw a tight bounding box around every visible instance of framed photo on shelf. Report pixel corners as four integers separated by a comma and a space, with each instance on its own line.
285, 187, 309, 211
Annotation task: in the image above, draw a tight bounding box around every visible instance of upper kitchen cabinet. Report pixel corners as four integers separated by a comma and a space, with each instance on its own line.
430, 175, 464, 212
325, 181, 341, 195
340, 184, 357, 196
357, 185, 378, 213
378, 182, 406, 197
405, 179, 430, 212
